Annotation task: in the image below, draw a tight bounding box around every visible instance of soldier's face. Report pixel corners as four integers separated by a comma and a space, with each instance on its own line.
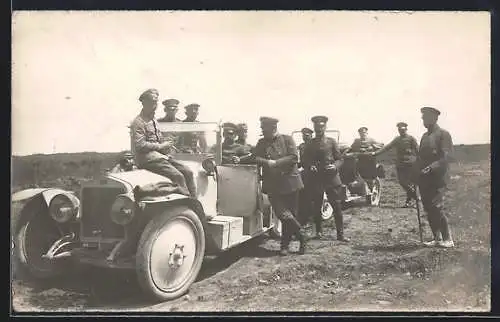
224, 132, 235, 142
186, 109, 198, 120
143, 98, 158, 114
261, 124, 276, 139
398, 127, 407, 136
165, 107, 178, 116
313, 124, 326, 135
359, 131, 368, 139
239, 130, 248, 140
302, 133, 312, 142
422, 112, 437, 128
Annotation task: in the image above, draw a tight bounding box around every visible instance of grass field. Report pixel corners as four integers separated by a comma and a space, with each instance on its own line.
11, 144, 490, 312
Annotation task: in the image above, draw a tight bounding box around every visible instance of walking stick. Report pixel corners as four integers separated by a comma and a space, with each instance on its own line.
414, 185, 424, 243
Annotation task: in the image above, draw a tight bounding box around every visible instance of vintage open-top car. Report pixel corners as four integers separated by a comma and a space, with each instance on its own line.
11, 121, 280, 302
292, 129, 385, 215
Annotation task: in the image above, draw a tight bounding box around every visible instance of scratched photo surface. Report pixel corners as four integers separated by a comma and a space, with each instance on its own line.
11, 11, 490, 313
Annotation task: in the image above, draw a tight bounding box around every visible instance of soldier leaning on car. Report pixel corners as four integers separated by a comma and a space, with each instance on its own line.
302, 116, 349, 242
252, 117, 307, 256
130, 89, 197, 197
221, 122, 253, 165
417, 106, 455, 248
372, 122, 419, 207
176, 103, 208, 153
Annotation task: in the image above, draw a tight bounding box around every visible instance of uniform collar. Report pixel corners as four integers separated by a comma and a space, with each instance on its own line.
140, 109, 155, 121
426, 124, 440, 134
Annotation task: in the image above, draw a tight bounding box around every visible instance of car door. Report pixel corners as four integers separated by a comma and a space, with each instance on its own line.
216, 164, 259, 218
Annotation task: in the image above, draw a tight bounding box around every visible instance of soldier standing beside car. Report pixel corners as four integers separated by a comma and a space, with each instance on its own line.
130, 89, 197, 197
302, 116, 349, 242
253, 117, 307, 256
297, 127, 314, 225
372, 122, 419, 207
417, 106, 455, 248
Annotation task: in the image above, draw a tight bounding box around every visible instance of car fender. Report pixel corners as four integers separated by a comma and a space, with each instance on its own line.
139, 194, 208, 225
12, 188, 81, 220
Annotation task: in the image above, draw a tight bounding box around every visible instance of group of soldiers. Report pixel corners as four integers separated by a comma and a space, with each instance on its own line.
123, 88, 455, 256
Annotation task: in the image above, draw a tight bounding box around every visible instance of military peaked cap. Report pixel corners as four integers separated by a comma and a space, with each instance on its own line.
311, 115, 328, 124
185, 103, 200, 110
222, 122, 238, 134
259, 117, 279, 125
301, 127, 314, 134
421, 106, 441, 116
358, 126, 368, 133
396, 122, 408, 128
162, 98, 180, 108
237, 123, 248, 131
138, 88, 159, 102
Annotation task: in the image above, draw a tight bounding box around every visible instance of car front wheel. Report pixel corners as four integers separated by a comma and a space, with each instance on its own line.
136, 207, 205, 302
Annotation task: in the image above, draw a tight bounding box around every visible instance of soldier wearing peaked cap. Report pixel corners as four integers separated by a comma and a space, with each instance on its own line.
221, 122, 253, 164
345, 126, 384, 193
302, 115, 349, 242
129, 89, 197, 197
158, 98, 181, 122
253, 116, 307, 256
373, 121, 419, 207
110, 151, 137, 173
177, 103, 208, 153
417, 106, 455, 248
297, 127, 314, 227
235, 122, 253, 156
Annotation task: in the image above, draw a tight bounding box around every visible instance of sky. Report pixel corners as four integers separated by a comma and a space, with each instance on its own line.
12, 11, 490, 156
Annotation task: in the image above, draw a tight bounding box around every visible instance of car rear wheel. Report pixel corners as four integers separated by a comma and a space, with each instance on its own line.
269, 206, 282, 239
366, 177, 381, 206
321, 193, 333, 220
136, 207, 205, 302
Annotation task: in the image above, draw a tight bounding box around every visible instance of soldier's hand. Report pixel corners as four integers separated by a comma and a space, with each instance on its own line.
325, 164, 337, 171
267, 160, 277, 168
232, 156, 241, 164
369, 151, 376, 156
421, 166, 432, 175
310, 165, 318, 172
159, 141, 173, 150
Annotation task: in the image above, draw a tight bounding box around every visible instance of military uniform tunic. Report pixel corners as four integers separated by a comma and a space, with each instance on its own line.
417, 124, 453, 239
301, 135, 346, 236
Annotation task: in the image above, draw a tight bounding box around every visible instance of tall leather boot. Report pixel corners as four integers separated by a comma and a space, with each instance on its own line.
314, 214, 323, 239
333, 201, 349, 242
286, 215, 307, 255
279, 221, 291, 256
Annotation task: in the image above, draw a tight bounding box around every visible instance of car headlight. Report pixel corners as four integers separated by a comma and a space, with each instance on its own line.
110, 194, 136, 225
202, 158, 216, 175
49, 194, 78, 223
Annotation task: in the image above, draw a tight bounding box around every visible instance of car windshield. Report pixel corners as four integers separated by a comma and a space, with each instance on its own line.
156, 121, 220, 156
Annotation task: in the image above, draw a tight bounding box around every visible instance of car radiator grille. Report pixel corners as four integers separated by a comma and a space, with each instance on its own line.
81, 187, 125, 240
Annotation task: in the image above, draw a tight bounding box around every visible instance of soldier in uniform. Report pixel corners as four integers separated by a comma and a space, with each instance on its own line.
297, 127, 314, 225
253, 117, 307, 256
110, 151, 137, 173
157, 98, 181, 122
177, 103, 208, 153
372, 122, 419, 207
345, 127, 384, 191
417, 107, 454, 248
130, 89, 197, 197
236, 123, 253, 155
302, 116, 349, 242
221, 122, 253, 164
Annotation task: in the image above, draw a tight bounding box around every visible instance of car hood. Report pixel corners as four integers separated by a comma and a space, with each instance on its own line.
107, 161, 204, 189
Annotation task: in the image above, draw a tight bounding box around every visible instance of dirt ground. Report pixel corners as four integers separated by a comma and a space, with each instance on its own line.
11, 160, 491, 313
